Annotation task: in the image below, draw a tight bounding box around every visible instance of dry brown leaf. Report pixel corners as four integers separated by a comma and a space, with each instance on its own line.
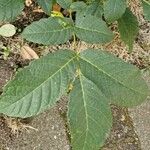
33, 7, 44, 13
20, 45, 39, 60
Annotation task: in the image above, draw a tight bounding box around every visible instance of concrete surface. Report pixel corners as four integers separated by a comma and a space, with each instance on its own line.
129, 71, 150, 150
0, 107, 70, 150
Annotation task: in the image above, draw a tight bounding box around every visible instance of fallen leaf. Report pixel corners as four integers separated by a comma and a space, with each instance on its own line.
0, 24, 16, 37
33, 7, 44, 13
20, 45, 39, 60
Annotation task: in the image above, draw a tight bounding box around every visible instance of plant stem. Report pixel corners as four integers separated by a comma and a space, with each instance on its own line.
69, 9, 78, 51
69, 9, 72, 20
72, 33, 78, 51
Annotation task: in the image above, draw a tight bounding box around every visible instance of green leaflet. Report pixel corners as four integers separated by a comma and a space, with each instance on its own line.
118, 8, 139, 52
142, 0, 150, 21
79, 49, 148, 107
68, 75, 112, 150
75, 1, 104, 18
70, 1, 87, 12
75, 14, 114, 44
82, 1, 104, 18
0, 50, 76, 118
22, 17, 73, 45
0, 0, 24, 22
104, 0, 127, 22
56, 0, 72, 9
22, 14, 113, 45
36, 0, 55, 15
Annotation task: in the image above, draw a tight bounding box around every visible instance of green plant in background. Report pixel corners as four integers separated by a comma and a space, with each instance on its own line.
0, 46, 11, 60
142, 0, 150, 21
0, 0, 149, 150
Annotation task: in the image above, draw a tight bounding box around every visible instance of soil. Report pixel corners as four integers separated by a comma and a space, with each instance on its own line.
0, 0, 149, 150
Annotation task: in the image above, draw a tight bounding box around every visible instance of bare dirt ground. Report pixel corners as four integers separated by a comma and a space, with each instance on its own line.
0, 0, 149, 150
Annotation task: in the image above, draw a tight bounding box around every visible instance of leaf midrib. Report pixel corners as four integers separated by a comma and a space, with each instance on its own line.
23, 27, 72, 36
75, 26, 112, 37
79, 75, 89, 150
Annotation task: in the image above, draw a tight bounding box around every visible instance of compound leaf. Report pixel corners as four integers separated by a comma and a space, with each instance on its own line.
79, 49, 148, 107
118, 8, 139, 52
0, 48, 148, 150
0, 0, 24, 22
22, 17, 73, 45
0, 50, 76, 118
142, 0, 150, 21
36, 0, 55, 15
104, 0, 127, 22
75, 15, 113, 44
68, 75, 112, 150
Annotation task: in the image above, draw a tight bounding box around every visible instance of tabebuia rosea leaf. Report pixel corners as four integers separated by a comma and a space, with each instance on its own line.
0, 50, 77, 118
104, 0, 127, 22
142, 0, 150, 21
68, 75, 112, 150
36, 0, 55, 15
83, 1, 104, 18
22, 17, 73, 45
71, 1, 103, 18
70, 1, 87, 12
78, 49, 148, 107
56, 0, 72, 9
0, 49, 148, 150
118, 8, 139, 52
0, 0, 24, 22
75, 14, 114, 44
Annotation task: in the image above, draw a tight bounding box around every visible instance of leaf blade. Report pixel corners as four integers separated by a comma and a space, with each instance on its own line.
0, 0, 24, 22
75, 15, 114, 44
0, 50, 76, 118
82, 1, 104, 18
36, 0, 54, 15
68, 75, 112, 150
56, 0, 72, 9
22, 18, 73, 45
70, 1, 87, 12
104, 0, 127, 22
79, 49, 148, 107
118, 8, 139, 51
142, 0, 150, 21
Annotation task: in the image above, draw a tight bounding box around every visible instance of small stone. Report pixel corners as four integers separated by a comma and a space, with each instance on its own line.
54, 135, 57, 139
51, 126, 55, 130
118, 134, 121, 138
120, 115, 126, 121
